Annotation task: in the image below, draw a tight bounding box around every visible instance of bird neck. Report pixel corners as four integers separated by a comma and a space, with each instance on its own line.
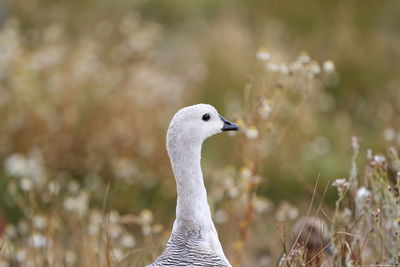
166, 135, 230, 265
169, 143, 213, 226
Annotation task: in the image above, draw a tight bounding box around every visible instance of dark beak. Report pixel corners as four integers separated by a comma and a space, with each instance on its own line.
219, 115, 239, 131
323, 240, 333, 255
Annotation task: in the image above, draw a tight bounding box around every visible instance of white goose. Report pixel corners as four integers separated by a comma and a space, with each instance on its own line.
147, 104, 239, 267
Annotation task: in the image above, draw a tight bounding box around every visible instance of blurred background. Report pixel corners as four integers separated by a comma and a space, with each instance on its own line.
0, 0, 399, 266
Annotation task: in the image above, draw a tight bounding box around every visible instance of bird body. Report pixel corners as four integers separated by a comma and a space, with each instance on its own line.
147, 104, 238, 267
279, 216, 331, 267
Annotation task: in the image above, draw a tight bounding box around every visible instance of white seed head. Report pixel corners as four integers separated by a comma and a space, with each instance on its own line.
323, 60, 335, 73
214, 209, 228, 224
297, 51, 311, 64
245, 126, 259, 139
4, 154, 28, 177
142, 224, 152, 236
227, 186, 240, 198
109, 210, 120, 223
332, 178, 349, 187
239, 166, 252, 180
16, 249, 27, 262
20, 178, 33, 191
121, 233, 136, 248
309, 61, 321, 75
373, 154, 386, 165
109, 224, 123, 239
383, 128, 395, 141
279, 63, 289, 75
289, 61, 303, 72
140, 209, 153, 225
256, 47, 271, 61
266, 60, 279, 72
112, 248, 124, 261
152, 223, 163, 234
65, 250, 77, 264
29, 233, 48, 248
258, 99, 272, 119
4, 225, 17, 238
33, 215, 47, 230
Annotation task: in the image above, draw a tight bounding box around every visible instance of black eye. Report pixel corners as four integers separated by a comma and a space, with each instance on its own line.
202, 113, 211, 121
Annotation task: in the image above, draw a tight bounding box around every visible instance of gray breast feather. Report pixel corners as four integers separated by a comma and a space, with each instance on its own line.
147, 233, 230, 267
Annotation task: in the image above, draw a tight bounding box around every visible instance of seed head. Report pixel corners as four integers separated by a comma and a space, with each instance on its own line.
256, 47, 271, 61
322, 60, 335, 73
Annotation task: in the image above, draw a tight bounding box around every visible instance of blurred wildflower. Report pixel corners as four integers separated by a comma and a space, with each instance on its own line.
322, 60, 335, 73
17, 221, 29, 235
88, 210, 102, 235
109, 224, 123, 239
139, 209, 153, 225
356, 186, 370, 201
275, 201, 299, 222
394, 219, 400, 231
29, 233, 49, 248
239, 166, 252, 180
67, 180, 81, 194
372, 154, 386, 166
351, 136, 360, 153
279, 63, 289, 75
4, 225, 17, 238
338, 207, 352, 224
109, 210, 120, 223
32, 215, 47, 230
311, 136, 331, 156
256, 47, 271, 61
289, 61, 303, 72
65, 250, 77, 265
15, 249, 27, 262
355, 186, 371, 212
308, 60, 321, 75
245, 126, 259, 139
48, 181, 60, 195
258, 99, 272, 119
152, 223, 163, 234
121, 233, 136, 248
383, 128, 396, 141
214, 209, 228, 224
259, 255, 272, 267
4, 154, 27, 177
227, 186, 240, 198
222, 176, 234, 189
63, 191, 90, 216
19, 178, 33, 191
332, 178, 350, 196
112, 158, 138, 184
253, 196, 273, 214
138, 209, 157, 236
366, 149, 374, 161
142, 224, 152, 236
297, 51, 311, 64
266, 59, 279, 72
112, 248, 124, 261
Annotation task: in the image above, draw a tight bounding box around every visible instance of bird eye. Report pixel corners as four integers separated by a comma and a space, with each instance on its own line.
202, 113, 211, 121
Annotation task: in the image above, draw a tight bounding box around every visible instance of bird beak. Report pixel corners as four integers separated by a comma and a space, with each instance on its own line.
219, 115, 239, 131
324, 241, 333, 255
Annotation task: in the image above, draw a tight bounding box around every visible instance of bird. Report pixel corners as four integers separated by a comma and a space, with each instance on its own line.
147, 104, 239, 267
279, 216, 332, 267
